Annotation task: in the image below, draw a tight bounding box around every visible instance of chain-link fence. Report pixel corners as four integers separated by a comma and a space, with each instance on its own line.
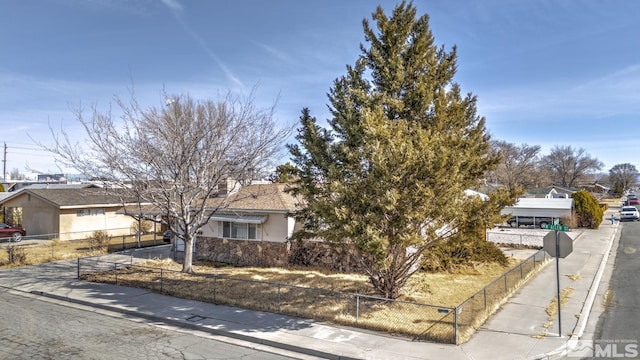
454, 249, 549, 343
77, 248, 551, 344
78, 258, 459, 343
0, 228, 166, 265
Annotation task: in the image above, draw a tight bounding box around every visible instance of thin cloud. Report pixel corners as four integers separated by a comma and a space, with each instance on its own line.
160, 0, 244, 89
160, 0, 183, 13
253, 42, 292, 64
573, 63, 640, 91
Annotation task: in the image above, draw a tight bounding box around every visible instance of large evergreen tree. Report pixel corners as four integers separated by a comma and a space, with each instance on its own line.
288, 2, 500, 299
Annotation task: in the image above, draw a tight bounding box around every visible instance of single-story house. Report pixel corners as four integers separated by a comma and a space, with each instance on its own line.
195, 183, 303, 266
0, 187, 144, 240
501, 197, 574, 221
199, 182, 300, 242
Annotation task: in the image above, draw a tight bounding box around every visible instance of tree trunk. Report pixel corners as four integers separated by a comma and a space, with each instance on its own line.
182, 238, 193, 273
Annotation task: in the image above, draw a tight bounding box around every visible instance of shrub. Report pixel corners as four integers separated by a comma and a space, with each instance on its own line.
571, 190, 604, 229
130, 220, 154, 235
7, 245, 26, 265
421, 232, 508, 272
89, 230, 111, 252
560, 215, 577, 229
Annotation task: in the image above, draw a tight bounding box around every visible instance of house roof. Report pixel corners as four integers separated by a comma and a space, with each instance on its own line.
22, 183, 97, 190
119, 183, 301, 216
204, 183, 300, 212
0, 188, 138, 209
510, 198, 574, 210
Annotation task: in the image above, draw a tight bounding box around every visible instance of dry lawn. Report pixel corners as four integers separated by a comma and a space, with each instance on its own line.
114, 257, 520, 306
0, 234, 165, 267
82, 256, 536, 343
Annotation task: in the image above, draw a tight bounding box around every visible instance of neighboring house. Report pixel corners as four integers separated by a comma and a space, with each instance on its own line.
501, 197, 574, 221
0, 187, 143, 240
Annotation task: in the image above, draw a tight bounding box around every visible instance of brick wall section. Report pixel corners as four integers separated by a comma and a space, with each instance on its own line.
196, 237, 364, 271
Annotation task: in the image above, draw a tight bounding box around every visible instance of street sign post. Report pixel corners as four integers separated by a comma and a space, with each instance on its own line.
545, 223, 570, 232
543, 231, 573, 258
543, 226, 573, 338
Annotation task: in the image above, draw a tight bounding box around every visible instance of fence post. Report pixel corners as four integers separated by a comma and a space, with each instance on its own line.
356, 294, 360, 323
160, 269, 163, 293
277, 284, 281, 313
504, 274, 508, 292
77, 258, 80, 279
453, 306, 458, 345
213, 276, 217, 303
122, 235, 125, 251
483, 288, 487, 310
520, 262, 523, 279
277, 284, 280, 312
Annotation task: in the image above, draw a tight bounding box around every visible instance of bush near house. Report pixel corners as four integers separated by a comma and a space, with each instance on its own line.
572, 190, 604, 229
130, 220, 154, 235
89, 230, 111, 252
421, 231, 509, 272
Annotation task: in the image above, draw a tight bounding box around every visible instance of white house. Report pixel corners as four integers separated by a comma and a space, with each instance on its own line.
501, 197, 574, 219
194, 183, 302, 266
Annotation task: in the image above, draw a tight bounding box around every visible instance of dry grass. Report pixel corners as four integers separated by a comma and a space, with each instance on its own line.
81, 254, 545, 344
132, 257, 520, 306
533, 286, 574, 338
603, 289, 615, 308
566, 273, 582, 281
600, 197, 623, 207
0, 234, 165, 267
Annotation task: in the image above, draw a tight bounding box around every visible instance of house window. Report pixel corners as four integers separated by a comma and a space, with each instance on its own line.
77, 209, 106, 217
219, 222, 260, 240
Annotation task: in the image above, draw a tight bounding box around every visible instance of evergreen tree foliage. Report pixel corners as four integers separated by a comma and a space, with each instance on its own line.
571, 189, 603, 229
288, 2, 500, 299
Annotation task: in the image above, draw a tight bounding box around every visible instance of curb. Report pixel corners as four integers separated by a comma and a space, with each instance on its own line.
25, 288, 358, 360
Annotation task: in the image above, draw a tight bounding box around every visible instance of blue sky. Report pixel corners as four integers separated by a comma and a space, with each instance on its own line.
1, 0, 639, 178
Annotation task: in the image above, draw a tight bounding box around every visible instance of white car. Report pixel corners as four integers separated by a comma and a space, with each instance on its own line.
619, 206, 640, 221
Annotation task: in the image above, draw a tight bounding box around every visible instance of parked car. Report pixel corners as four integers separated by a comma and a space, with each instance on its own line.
163, 230, 172, 242
506, 216, 553, 229
619, 206, 640, 221
0, 223, 26, 242
629, 198, 639, 205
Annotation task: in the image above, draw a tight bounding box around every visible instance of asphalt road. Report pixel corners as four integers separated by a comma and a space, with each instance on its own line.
594, 219, 640, 356
0, 289, 303, 360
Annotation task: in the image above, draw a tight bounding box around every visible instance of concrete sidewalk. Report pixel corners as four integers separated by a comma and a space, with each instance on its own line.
0, 211, 620, 360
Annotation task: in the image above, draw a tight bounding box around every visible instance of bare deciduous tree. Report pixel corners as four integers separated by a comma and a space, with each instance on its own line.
488, 141, 542, 192
9, 168, 26, 181
44, 90, 290, 273
541, 145, 603, 188
609, 163, 639, 195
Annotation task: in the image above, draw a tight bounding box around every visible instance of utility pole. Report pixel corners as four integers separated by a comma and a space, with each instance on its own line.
2, 142, 6, 180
